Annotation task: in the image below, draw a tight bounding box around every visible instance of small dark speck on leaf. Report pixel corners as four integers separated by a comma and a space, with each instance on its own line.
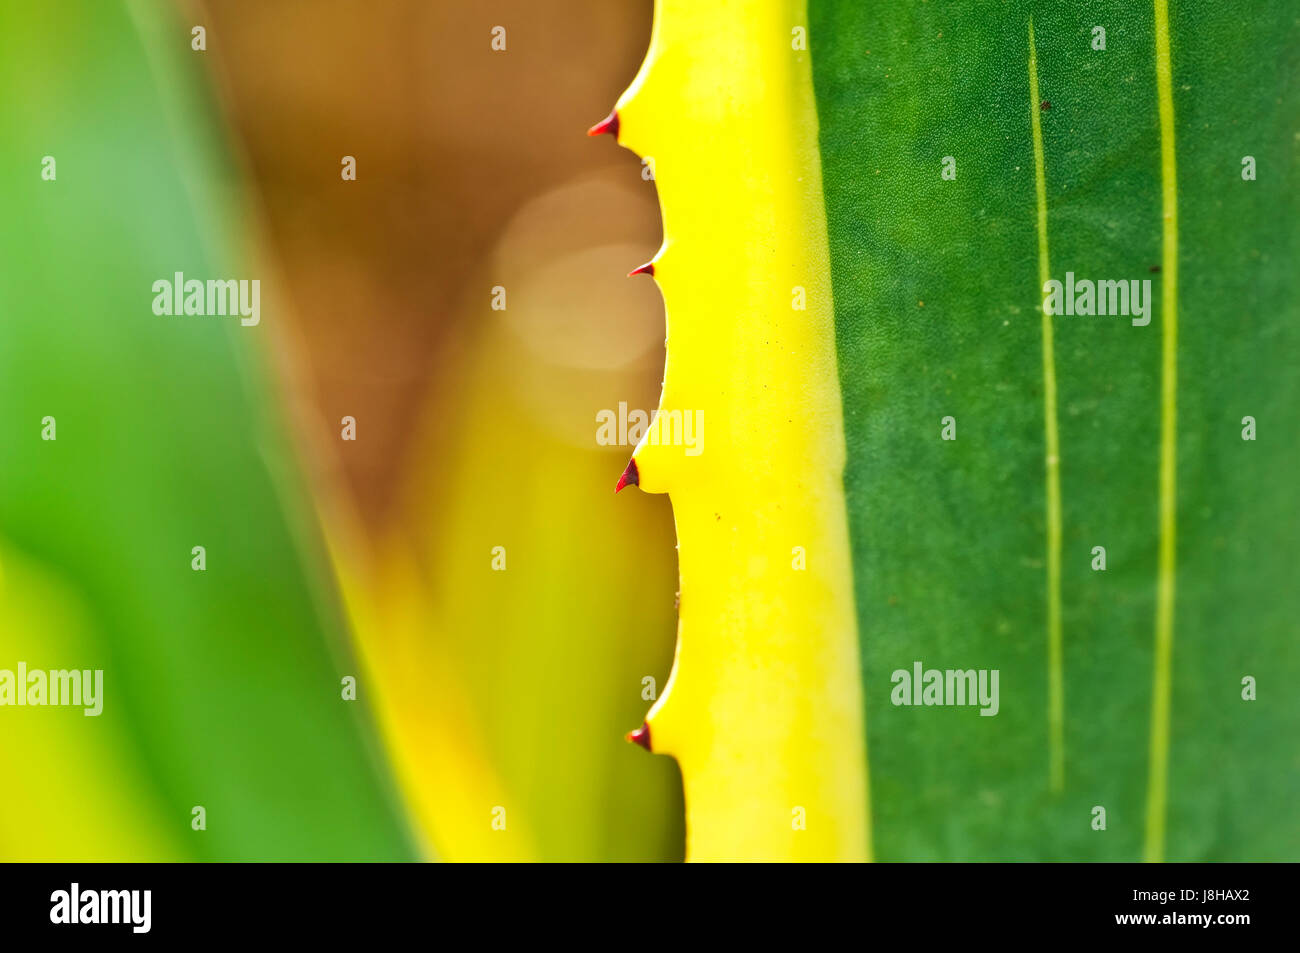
1040, 100, 1051, 111
1150, 265, 1161, 273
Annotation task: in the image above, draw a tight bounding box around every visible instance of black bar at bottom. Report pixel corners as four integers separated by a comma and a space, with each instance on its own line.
0, 861, 1286, 940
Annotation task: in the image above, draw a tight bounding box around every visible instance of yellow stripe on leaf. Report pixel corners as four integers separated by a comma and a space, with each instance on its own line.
611, 0, 870, 861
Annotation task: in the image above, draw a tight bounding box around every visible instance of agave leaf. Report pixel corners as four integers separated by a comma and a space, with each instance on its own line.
609, 0, 1298, 860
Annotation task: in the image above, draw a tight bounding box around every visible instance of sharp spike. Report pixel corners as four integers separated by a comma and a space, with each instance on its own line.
615, 458, 640, 493
627, 261, 655, 278
626, 722, 652, 751
586, 110, 619, 138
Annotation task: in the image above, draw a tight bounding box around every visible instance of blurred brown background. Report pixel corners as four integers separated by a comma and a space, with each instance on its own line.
181, 0, 682, 860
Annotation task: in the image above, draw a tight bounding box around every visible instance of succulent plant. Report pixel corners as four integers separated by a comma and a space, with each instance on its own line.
597, 0, 1298, 861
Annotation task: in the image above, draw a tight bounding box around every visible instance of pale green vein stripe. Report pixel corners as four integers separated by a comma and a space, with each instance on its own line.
1145, 0, 1180, 864
1028, 19, 1065, 794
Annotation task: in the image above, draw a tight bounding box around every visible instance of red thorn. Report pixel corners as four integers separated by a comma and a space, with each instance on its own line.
615, 458, 639, 493
587, 110, 619, 138
627, 261, 655, 278
626, 722, 651, 751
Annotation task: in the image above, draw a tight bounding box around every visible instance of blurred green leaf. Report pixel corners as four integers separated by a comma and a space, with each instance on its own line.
0, 0, 415, 860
